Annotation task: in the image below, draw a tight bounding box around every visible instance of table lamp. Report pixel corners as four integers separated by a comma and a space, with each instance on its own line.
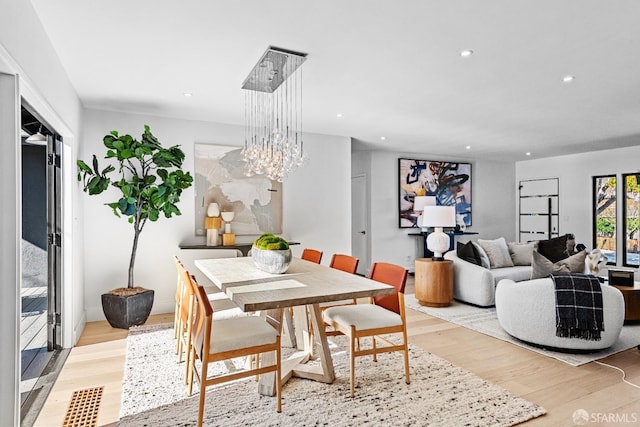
422, 205, 456, 260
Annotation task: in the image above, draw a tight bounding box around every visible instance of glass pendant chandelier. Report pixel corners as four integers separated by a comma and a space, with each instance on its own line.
241, 47, 308, 182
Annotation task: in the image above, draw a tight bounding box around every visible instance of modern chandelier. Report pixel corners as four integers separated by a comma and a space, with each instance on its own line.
241, 46, 308, 182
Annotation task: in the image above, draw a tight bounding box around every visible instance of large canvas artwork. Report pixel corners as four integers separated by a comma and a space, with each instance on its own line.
194, 144, 282, 237
399, 158, 472, 228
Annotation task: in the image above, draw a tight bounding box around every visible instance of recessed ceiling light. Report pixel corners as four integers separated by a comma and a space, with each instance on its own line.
525, 152, 531, 156
465, 145, 471, 150
183, 92, 193, 97
460, 50, 474, 58
380, 136, 386, 141
562, 76, 575, 83
336, 113, 343, 118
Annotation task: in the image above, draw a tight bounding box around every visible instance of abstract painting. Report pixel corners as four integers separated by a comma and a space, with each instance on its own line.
399, 158, 472, 228
194, 144, 282, 236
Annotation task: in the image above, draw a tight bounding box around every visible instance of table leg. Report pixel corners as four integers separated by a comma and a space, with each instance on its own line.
257, 304, 336, 396
291, 304, 335, 383
257, 308, 284, 396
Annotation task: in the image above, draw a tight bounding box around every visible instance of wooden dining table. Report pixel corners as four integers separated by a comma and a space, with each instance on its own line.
194, 256, 396, 396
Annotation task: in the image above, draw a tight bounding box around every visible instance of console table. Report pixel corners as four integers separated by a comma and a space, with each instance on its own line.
179, 241, 299, 257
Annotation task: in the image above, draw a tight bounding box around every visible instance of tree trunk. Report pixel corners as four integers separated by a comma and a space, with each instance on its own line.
128, 225, 142, 288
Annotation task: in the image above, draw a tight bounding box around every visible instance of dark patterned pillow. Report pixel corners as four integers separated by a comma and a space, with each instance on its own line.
457, 241, 481, 266
537, 234, 570, 263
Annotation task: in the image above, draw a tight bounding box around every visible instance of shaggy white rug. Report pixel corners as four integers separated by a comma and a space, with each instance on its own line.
118, 324, 545, 426
405, 294, 640, 366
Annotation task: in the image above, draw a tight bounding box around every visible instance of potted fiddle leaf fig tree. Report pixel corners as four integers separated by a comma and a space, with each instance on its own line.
77, 125, 193, 329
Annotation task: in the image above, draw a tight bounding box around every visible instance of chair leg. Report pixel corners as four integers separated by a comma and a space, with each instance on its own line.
276, 343, 282, 413
184, 339, 190, 384
372, 335, 378, 362
187, 347, 195, 396
173, 307, 179, 340
349, 327, 356, 398
197, 360, 207, 427
402, 329, 411, 384
177, 328, 183, 362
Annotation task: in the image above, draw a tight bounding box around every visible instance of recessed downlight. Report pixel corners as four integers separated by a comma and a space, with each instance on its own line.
525, 152, 531, 156
183, 92, 193, 97
380, 136, 386, 141
465, 145, 471, 150
460, 50, 474, 58
562, 75, 575, 83
336, 113, 343, 118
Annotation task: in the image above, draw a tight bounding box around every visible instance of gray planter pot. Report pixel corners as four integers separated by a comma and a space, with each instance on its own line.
252, 247, 292, 274
101, 289, 154, 329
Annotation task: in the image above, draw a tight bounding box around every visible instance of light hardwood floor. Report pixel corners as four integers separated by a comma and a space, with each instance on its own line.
34, 288, 640, 426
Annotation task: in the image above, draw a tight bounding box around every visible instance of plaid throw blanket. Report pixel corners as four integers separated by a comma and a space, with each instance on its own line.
551, 273, 604, 341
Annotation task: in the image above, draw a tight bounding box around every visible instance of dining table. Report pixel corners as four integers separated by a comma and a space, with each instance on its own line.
194, 256, 397, 396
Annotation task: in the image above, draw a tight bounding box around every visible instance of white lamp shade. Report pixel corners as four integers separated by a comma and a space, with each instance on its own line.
413, 196, 436, 212
421, 205, 456, 227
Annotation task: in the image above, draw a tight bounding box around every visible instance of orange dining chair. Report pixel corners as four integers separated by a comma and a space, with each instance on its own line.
187, 278, 282, 426
322, 262, 410, 397
173, 256, 186, 342
308, 254, 361, 356
175, 260, 197, 382
323, 254, 360, 331
301, 248, 323, 264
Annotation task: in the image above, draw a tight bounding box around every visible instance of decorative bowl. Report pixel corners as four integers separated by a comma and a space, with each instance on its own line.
251, 247, 292, 274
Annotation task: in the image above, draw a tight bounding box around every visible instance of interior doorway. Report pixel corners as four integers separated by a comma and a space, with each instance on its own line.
20, 103, 64, 425
351, 174, 369, 276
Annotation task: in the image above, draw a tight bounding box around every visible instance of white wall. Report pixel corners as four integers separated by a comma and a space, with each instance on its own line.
516, 145, 640, 271
353, 150, 515, 272
81, 109, 352, 320
1, 1, 84, 424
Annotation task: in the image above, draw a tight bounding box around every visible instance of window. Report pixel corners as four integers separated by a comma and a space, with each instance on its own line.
623, 173, 640, 267
593, 175, 617, 264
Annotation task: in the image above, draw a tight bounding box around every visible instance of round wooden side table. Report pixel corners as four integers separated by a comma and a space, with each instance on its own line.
414, 258, 454, 307
611, 282, 640, 322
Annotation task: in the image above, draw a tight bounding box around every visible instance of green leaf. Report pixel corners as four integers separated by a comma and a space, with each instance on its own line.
148, 209, 159, 221
77, 160, 92, 173
92, 155, 100, 174
102, 165, 115, 175
120, 149, 133, 159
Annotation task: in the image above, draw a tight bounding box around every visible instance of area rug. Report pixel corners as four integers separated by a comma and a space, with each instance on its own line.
118, 324, 546, 426
405, 294, 640, 366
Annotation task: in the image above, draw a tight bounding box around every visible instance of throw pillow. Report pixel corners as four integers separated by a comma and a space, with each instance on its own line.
478, 237, 514, 268
456, 241, 481, 265
472, 242, 491, 269
537, 234, 570, 263
557, 250, 587, 274
531, 250, 570, 279
507, 241, 536, 266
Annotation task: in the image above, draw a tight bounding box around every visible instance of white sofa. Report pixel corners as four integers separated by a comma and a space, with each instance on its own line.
496, 278, 625, 351
444, 251, 532, 306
